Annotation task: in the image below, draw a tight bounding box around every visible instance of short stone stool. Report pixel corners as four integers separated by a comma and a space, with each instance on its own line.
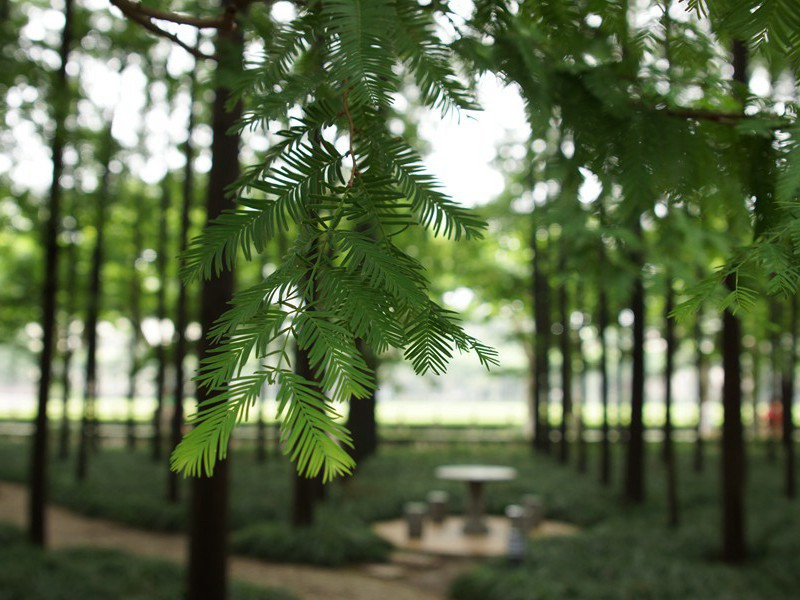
521, 494, 544, 530
427, 490, 449, 524
505, 504, 527, 564
404, 501, 427, 539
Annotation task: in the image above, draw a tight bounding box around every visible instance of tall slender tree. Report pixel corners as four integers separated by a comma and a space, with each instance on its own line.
558, 250, 571, 463
29, 0, 74, 546
781, 295, 797, 498
624, 220, 646, 504
663, 279, 679, 527
598, 289, 611, 485
187, 4, 243, 596
168, 66, 198, 503
57, 230, 79, 459
76, 124, 114, 481
720, 39, 748, 564
152, 175, 171, 461
693, 316, 707, 472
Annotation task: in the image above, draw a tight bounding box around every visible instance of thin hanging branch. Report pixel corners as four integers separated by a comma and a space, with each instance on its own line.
109, 0, 236, 29
108, 0, 236, 60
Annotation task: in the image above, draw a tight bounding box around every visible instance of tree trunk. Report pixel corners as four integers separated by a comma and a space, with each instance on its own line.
167, 68, 197, 503
152, 177, 171, 461
290, 339, 325, 527
76, 125, 113, 481
187, 4, 242, 596
57, 236, 78, 460
781, 295, 797, 499
663, 282, 679, 527
532, 231, 551, 453
126, 212, 143, 451
693, 316, 708, 473
624, 228, 646, 504
720, 39, 748, 564
29, 0, 73, 546
599, 290, 611, 485
347, 339, 379, 464
576, 321, 588, 474
558, 257, 571, 464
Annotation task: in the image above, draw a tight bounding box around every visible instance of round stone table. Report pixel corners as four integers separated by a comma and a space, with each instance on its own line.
435, 465, 517, 535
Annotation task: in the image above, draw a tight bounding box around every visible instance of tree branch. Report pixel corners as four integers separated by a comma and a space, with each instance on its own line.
109, 0, 235, 30
109, 0, 219, 60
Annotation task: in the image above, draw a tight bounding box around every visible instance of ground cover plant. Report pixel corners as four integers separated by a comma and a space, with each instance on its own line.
3, 438, 799, 598
0, 524, 293, 600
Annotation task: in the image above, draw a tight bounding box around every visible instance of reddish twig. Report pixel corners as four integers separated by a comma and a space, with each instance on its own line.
341, 88, 359, 187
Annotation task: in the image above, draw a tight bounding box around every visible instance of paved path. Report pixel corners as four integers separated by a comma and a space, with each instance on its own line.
0, 482, 458, 600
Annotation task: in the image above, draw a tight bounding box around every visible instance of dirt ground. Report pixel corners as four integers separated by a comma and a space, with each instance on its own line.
0, 482, 474, 600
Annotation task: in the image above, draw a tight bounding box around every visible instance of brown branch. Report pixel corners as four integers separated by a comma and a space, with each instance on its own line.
656, 105, 791, 130
341, 88, 359, 187
110, 0, 235, 30
109, 0, 218, 60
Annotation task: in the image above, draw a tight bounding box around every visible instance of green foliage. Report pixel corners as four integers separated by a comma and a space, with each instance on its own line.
0, 525, 291, 600
173, 0, 496, 481
232, 518, 391, 566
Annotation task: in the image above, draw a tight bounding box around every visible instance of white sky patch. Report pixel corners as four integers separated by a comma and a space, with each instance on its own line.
420, 74, 529, 208
578, 167, 602, 204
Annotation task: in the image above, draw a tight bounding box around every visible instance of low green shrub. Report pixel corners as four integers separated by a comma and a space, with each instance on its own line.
232, 516, 392, 566
0, 525, 293, 600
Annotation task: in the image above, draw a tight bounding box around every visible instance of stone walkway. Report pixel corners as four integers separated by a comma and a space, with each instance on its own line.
0, 482, 467, 600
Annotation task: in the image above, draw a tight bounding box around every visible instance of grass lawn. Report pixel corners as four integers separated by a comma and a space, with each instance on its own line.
0, 524, 293, 600
0, 436, 799, 598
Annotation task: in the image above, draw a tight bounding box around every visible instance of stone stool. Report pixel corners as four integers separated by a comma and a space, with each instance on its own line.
404, 501, 427, 539
427, 490, 449, 524
521, 494, 544, 530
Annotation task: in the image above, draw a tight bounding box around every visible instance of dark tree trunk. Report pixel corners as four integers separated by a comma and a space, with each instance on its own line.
576, 321, 588, 474
256, 382, 268, 462
126, 212, 143, 451
693, 317, 707, 473
624, 230, 646, 504
768, 316, 781, 463
558, 258, 571, 464
616, 333, 626, 443
29, 0, 73, 546
532, 232, 551, 453
347, 339, 379, 464
57, 236, 78, 460
76, 126, 113, 481
290, 340, 325, 527
781, 296, 797, 499
599, 290, 611, 485
663, 282, 679, 527
187, 5, 242, 596
720, 40, 748, 564
168, 70, 196, 503
152, 177, 171, 461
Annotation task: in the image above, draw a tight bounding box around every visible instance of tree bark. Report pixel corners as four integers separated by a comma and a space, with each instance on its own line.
152, 177, 171, 461
663, 281, 679, 527
693, 316, 707, 473
168, 70, 197, 503
781, 295, 797, 499
57, 236, 78, 459
720, 39, 748, 564
126, 211, 143, 450
599, 290, 611, 485
624, 224, 646, 504
29, 0, 73, 546
532, 231, 551, 453
558, 255, 571, 464
76, 125, 113, 481
187, 4, 242, 596
347, 339, 379, 464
